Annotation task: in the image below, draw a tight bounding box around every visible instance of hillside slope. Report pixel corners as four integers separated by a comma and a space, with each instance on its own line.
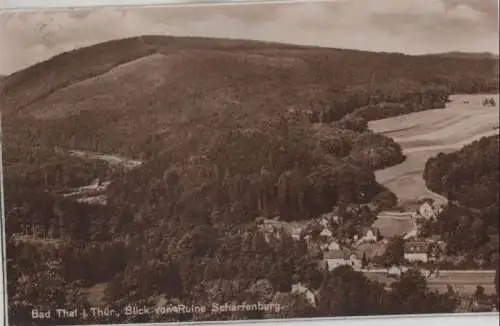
1, 36, 498, 323
424, 135, 499, 209
2, 34, 498, 234
2, 36, 498, 157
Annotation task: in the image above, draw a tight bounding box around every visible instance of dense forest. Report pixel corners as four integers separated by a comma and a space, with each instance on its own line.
422, 135, 499, 268
1, 36, 499, 325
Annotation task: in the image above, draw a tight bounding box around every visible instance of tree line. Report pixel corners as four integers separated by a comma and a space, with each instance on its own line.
422, 135, 499, 268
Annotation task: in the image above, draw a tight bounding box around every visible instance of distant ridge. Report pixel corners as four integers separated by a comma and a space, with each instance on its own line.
428, 51, 499, 60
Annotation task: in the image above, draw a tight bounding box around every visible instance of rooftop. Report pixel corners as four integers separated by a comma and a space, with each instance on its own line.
404, 240, 436, 253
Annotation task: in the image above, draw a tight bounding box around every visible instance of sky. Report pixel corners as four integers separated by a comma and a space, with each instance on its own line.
2, 0, 239, 8
0, 0, 499, 75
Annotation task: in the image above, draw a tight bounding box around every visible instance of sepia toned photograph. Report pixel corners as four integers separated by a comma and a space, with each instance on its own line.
0, 0, 499, 325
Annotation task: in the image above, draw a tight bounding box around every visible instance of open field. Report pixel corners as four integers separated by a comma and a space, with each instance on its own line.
370, 94, 499, 208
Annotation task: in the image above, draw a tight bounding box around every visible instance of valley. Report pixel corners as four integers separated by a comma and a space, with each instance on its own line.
1, 34, 498, 323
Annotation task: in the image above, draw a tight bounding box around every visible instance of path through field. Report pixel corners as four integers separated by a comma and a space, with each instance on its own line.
370, 93, 499, 209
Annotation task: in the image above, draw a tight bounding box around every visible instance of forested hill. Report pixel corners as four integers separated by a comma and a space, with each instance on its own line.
1, 36, 498, 155
2, 34, 498, 237
422, 135, 499, 268
2, 36, 498, 323
1, 36, 498, 116
424, 135, 499, 209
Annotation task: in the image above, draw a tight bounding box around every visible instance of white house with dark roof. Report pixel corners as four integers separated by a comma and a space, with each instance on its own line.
404, 240, 443, 263
404, 241, 430, 262
324, 249, 362, 271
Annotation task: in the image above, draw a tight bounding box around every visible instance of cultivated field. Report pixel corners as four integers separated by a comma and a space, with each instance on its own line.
370, 94, 500, 209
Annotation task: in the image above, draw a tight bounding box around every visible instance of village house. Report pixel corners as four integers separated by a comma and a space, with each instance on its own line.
319, 212, 341, 226
387, 265, 409, 278
326, 240, 341, 251
387, 265, 402, 277
413, 199, 444, 221
319, 217, 330, 228
404, 241, 429, 262
320, 237, 341, 251
290, 226, 302, 240
404, 240, 443, 263
323, 250, 348, 271
418, 200, 436, 220
323, 249, 362, 271
319, 228, 333, 238
355, 227, 381, 244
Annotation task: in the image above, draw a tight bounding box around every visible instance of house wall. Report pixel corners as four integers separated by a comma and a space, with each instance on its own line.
404, 252, 428, 262
320, 229, 333, 237
327, 242, 340, 251
326, 259, 349, 271
349, 258, 362, 270
364, 232, 377, 242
